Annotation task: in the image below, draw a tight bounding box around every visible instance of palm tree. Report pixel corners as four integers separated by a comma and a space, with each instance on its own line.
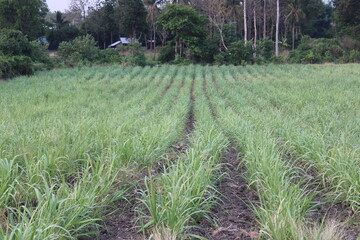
275, 0, 279, 56
226, 0, 242, 22
225, 0, 242, 37
144, 0, 161, 57
53, 11, 69, 30
285, 0, 304, 50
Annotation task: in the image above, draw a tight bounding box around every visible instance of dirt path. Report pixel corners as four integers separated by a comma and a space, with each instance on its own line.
191, 78, 259, 239
192, 145, 259, 240
98, 77, 196, 240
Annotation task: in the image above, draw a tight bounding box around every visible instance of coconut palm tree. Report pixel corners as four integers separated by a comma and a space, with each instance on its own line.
226, 0, 242, 22
144, 0, 161, 56
225, 0, 242, 37
53, 11, 69, 30
285, 0, 305, 50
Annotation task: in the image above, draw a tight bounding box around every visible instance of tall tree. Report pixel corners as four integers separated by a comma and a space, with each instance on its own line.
70, 0, 95, 32
243, 0, 247, 43
0, 0, 48, 39
144, 0, 161, 53
285, 0, 304, 50
157, 4, 208, 58
53, 11, 70, 30
333, 0, 360, 41
205, 0, 228, 50
117, 0, 148, 39
84, 0, 119, 48
253, 0, 257, 55
275, 0, 279, 56
263, 0, 267, 38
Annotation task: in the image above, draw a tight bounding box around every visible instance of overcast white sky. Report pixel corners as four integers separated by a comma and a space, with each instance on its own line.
46, 0, 72, 12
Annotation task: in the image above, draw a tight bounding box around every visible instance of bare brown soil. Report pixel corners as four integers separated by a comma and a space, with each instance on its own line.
98, 77, 196, 240
194, 79, 259, 239
99, 193, 144, 240
191, 146, 259, 240
302, 171, 360, 240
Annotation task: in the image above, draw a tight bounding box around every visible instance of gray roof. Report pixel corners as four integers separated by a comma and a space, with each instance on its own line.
109, 40, 121, 47
120, 37, 131, 44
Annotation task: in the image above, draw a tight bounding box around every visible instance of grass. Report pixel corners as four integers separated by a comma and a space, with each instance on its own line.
0, 65, 189, 239
0, 64, 359, 239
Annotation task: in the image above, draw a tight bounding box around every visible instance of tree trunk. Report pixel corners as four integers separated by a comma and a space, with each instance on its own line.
292, 23, 295, 50
263, 0, 266, 38
275, 0, 279, 56
153, 23, 156, 60
175, 40, 178, 55
254, 1, 257, 57
244, 0, 247, 43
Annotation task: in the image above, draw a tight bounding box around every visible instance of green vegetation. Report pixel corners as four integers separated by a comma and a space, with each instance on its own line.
0, 30, 52, 78
0, 65, 358, 239
0, 0, 360, 78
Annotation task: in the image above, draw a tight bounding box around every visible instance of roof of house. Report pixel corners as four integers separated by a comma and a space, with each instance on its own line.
120, 37, 131, 44
109, 40, 121, 47
108, 37, 133, 48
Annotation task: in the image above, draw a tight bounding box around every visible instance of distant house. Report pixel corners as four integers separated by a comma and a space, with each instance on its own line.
37, 36, 48, 44
108, 37, 132, 48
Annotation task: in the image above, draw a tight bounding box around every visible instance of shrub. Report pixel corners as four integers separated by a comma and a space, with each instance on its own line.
0, 29, 51, 78
98, 48, 124, 64
58, 35, 100, 64
288, 36, 346, 63
158, 45, 176, 63
214, 40, 254, 65
257, 38, 274, 61
123, 41, 146, 66
0, 55, 33, 78
0, 29, 32, 56
172, 54, 192, 65
348, 50, 360, 63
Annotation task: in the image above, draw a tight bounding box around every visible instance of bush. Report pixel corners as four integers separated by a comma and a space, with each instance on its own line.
348, 50, 360, 63
288, 36, 346, 63
0, 55, 33, 78
172, 54, 192, 65
214, 40, 254, 65
98, 48, 124, 64
0, 29, 51, 78
0, 29, 32, 56
257, 38, 274, 61
123, 41, 146, 66
158, 45, 176, 63
58, 35, 100, 64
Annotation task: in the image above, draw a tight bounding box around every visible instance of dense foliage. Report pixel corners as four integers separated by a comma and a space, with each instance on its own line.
0, 0, 48, 40
157, 4, 208, 62
0, 30, 51, 78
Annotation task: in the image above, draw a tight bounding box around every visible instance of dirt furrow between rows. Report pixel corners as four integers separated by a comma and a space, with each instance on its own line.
98, 77, 196, 240
192, 145, 259, 240
191, 78, 259, 239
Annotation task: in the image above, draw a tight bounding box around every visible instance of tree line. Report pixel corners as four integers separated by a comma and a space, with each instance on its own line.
1, 0, 360, 74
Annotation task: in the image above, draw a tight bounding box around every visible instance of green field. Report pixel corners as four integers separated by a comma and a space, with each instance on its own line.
0, 65, 359, 239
